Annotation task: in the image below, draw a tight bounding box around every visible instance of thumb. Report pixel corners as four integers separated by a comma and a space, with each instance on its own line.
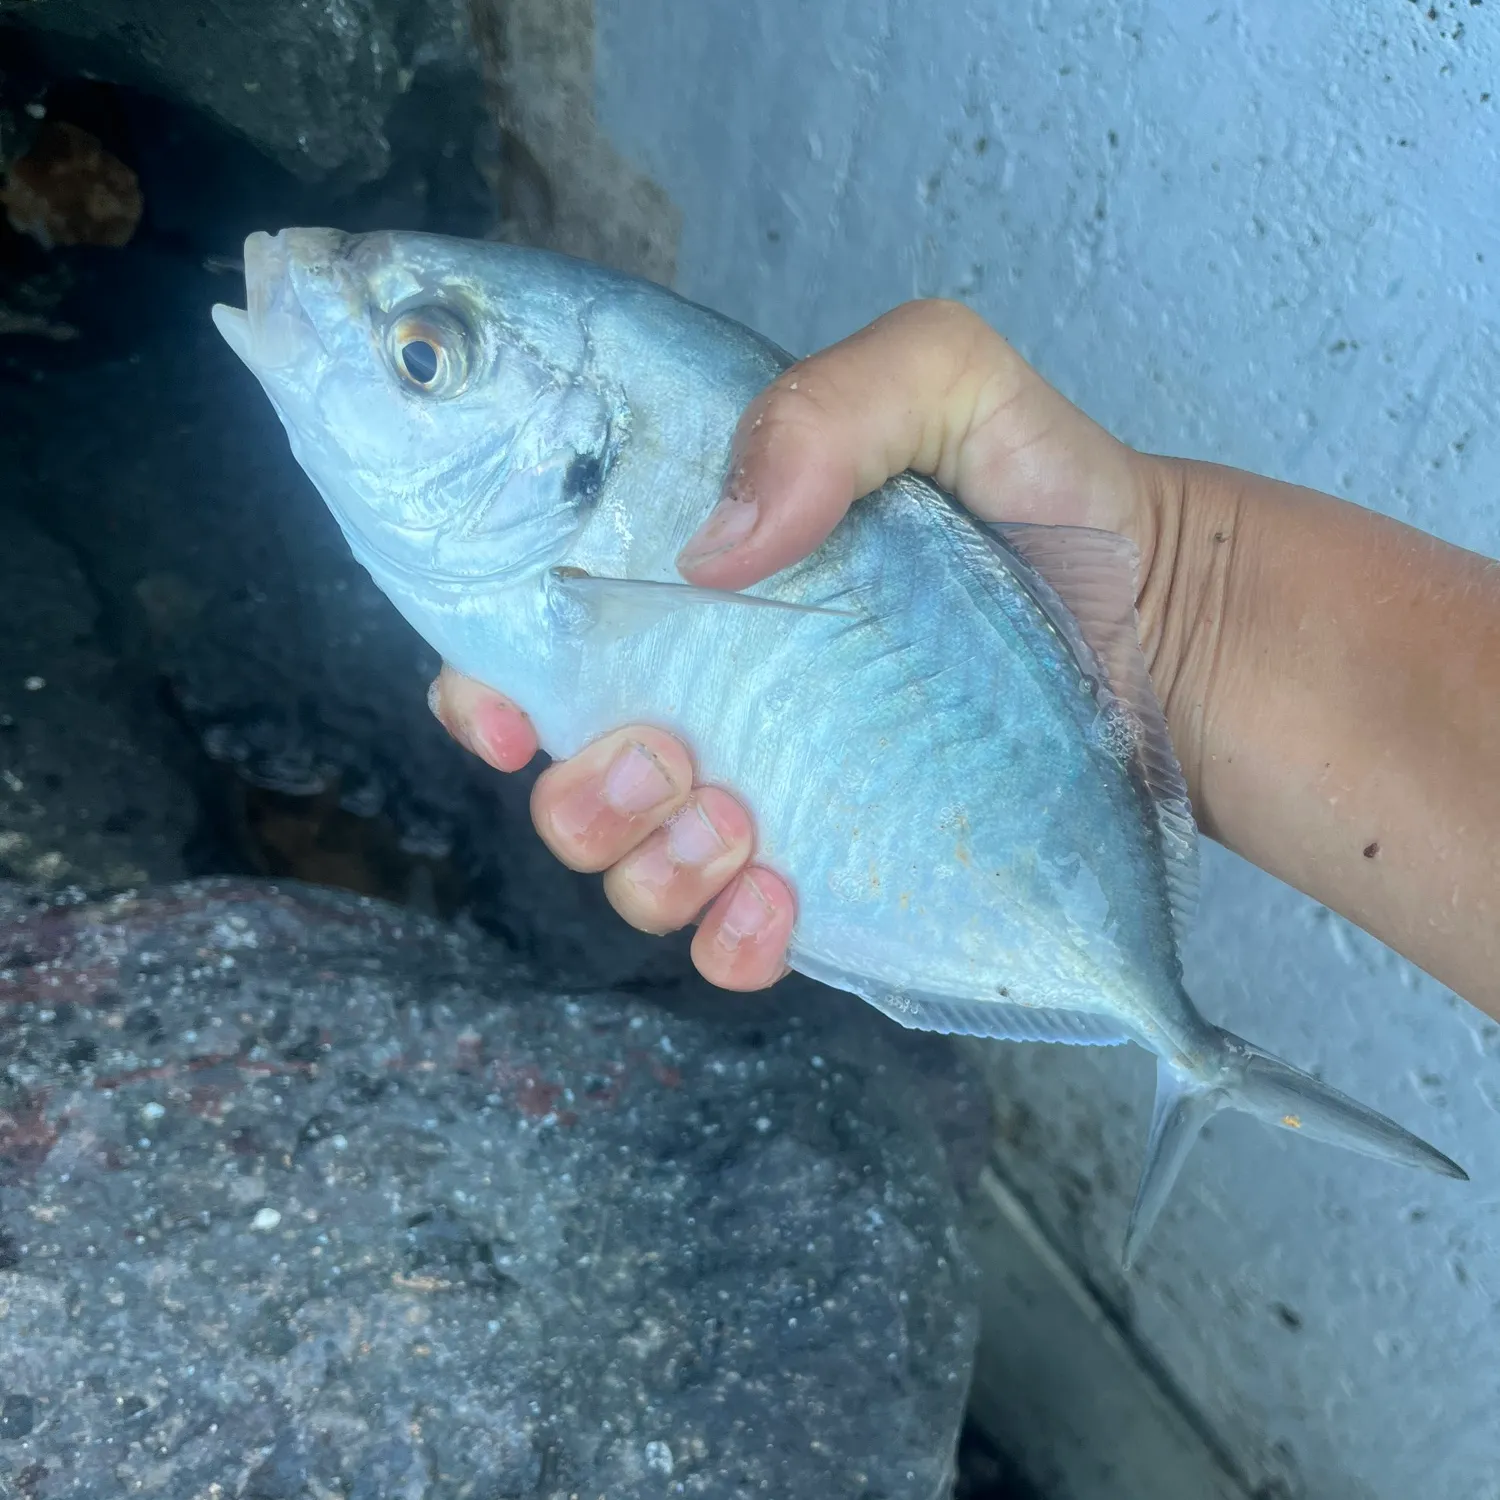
675, 299, 996, 588
675, 299, 1135, 591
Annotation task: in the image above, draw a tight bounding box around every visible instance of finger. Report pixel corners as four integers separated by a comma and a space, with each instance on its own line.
530, 726, 693, 874
676, 298, 1145, 592
429, 665, 539, 772
690, 868, 796, 991
602, 786, 754, 935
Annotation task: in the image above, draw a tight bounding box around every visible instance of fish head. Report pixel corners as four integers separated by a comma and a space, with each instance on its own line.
212, 228, 619, 594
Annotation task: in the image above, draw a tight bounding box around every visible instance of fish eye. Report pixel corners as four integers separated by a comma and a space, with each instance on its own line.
402, 339, 438, 384
385, 305, 470, 396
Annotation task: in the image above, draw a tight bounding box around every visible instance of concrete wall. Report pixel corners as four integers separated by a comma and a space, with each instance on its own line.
589, 4, 1500, 1498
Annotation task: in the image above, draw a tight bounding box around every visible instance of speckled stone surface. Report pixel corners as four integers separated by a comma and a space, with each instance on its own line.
0, 878, 982, 1498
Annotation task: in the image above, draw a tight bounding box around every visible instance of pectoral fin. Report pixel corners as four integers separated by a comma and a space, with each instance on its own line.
548, 566, 856, 641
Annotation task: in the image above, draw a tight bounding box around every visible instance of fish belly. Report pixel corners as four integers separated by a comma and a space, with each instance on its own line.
564, 491, 1181, 1039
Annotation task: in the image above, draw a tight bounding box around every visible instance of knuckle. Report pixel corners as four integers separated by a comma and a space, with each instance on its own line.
753, 360, 850, 433
751, 385, 826, 441
928, 297, 986, 334
534, 824, 604, 873
884, 297, 982, 343
604, 868, 682, 936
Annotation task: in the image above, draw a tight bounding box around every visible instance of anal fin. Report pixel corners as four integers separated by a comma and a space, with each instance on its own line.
869, 991, 1129, 1045
791, 952, 1129, 1045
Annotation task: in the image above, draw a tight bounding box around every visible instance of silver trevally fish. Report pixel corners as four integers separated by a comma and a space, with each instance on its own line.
212, 228, 1465, 1263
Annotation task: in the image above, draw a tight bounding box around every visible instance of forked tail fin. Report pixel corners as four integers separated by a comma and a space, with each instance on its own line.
1124, 1025, 1467, 1267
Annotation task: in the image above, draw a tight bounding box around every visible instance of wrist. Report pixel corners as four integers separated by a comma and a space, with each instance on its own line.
1116, 451, 1500, 1010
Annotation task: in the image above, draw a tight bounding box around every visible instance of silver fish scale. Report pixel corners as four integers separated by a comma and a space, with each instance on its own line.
574, 476, 1182, 1042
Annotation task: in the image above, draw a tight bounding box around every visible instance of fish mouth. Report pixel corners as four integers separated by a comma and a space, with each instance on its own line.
211, 228, 346, 372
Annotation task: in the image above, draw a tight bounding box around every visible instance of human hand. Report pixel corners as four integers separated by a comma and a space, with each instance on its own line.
432, 299, 1194, 990
429, 672, 797, 991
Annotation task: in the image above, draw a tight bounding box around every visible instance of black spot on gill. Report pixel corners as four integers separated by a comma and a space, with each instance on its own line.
564, 451, 605, 515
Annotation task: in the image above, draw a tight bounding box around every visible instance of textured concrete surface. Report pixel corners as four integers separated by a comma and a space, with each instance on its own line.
589, 4, 1500, 1498
0, 878, 983, 1498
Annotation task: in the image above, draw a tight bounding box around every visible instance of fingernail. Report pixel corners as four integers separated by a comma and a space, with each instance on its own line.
677, 494, 758, 569
602, 741, 677, 815
426, 678, 443, 719
716, 874, 773, 950
666, 802, 728, 865
468, 697, 517, 772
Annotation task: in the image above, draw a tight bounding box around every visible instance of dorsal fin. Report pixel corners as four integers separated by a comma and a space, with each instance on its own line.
989, 521, 1200, 940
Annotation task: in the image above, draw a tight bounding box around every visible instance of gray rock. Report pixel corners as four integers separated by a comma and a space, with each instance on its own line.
0, 0, 470, 185
0, 505, 198, 895
1, 0, 678, 283
0, 878, 983, 1498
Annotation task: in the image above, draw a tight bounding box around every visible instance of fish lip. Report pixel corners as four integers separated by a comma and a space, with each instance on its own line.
211, 303, 252, 362
244, 228, 288, 306
215, 228, 334, 372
